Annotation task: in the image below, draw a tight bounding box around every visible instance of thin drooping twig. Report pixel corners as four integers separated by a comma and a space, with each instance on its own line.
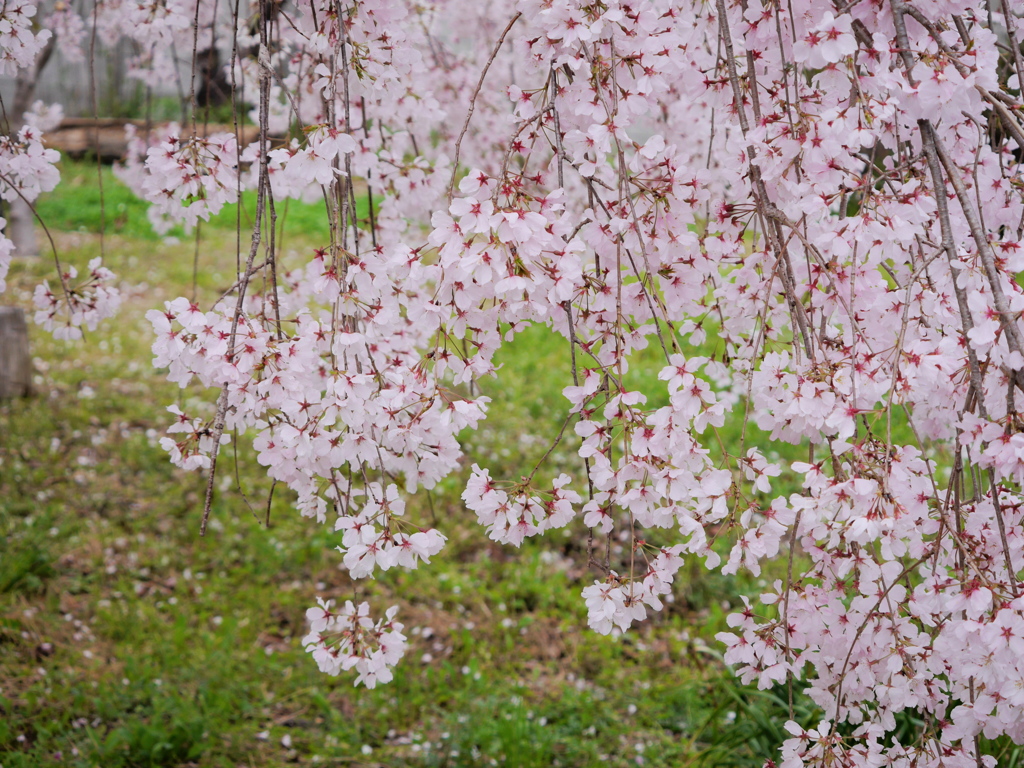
188, 0, 203, 137
359, 96, 379, 248
901, 0, 1024, 158
980, 91, 1024, 155
716, 0, 814, 362
230, 0, 243, 276
832, 555, 931, 724
889, 0, 920, 84
930, 127, 1024, 359
898, 2, 1023, 598
547, 45, 675, 361
0, 172, 70, 303
563, 298, 597, 565
89, 0, 106, 261
191, 223, 202, 303
1000, 0, 1024, 101
988, 467, 1020, 595
201, 0, 274, 537
266, 479, 277, 528
762, 205, 874, 353
231, 426, 270, 526
266, 183, 282, 338
782, 507, 802, 720
524, 412, 576, 484
550, 67, 564, 191
896, 0, 1024, 392
604, 41, 674, 360
447, 11, 522, 202
338, 32, 353, 254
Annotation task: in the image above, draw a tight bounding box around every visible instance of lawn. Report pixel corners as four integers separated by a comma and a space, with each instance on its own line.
0, 162, 817, 768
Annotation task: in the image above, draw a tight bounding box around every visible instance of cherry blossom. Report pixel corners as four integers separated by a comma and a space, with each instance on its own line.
0, 0, 51, 75
15, 0, 1024, 762
116, 7, 1024, 763
33, 259, 121, 341
302, 600, 407, 688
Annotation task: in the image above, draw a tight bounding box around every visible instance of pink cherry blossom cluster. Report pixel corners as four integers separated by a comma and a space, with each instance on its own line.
23, 100, 64, 133
582, 546, 684, 634
0, 0, 51, 75
114, 123, 180, 223
141, 132, 240, 233
463, 466, 580, 546
33, 258, 121, 341
160, 403, 230, 471
336, 483, 446, 578
0, 124, 60, 207
44, 2, 85, 63
303, 599, 407, 688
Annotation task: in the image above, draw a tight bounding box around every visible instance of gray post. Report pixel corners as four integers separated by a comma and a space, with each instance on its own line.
0, 306, 31, 398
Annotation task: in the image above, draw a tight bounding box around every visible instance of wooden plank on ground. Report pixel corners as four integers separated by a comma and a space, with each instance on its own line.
43, 118, 261, 161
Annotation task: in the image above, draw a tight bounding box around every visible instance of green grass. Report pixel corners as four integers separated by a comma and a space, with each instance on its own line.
34, 161, 366, 244
0, 167, 829, 768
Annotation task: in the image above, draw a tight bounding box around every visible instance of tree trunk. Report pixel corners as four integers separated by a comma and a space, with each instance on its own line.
7, 198, 38, 258
11, 36, 54, 122
0, 307, 32, 399
6, 35, 54, 259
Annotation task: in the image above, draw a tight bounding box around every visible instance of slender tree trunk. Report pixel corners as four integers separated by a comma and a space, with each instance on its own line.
11, 37, 54, 120
6, 37, 56, 259
6, 198, 38, 257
